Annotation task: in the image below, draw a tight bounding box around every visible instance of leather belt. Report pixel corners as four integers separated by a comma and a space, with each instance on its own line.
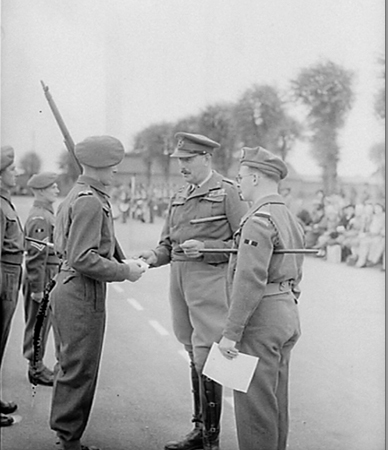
1, 253, 23, 266
264, 280, 293, 296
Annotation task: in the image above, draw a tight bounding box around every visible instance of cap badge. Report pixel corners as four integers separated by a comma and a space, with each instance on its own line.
177, 138, 185, 149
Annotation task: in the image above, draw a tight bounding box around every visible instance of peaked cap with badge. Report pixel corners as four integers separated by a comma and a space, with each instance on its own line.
240, 146, 288, 180
1, 146, 15, 172
27, 172, 58, 189
171, 132, 220, 158
75, 136, 125, 168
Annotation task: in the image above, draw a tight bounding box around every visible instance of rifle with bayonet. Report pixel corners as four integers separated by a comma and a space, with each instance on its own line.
40, 80, 82, 175
40, 80, 125, 262
31, 82, 127, 381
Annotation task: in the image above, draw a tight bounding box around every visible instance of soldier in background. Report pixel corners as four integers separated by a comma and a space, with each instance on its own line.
22, 172, 60, 386
219, 147, 304, 450
50, 136, 145, 450
0, 146, 24, 427
139, 132, 247, 450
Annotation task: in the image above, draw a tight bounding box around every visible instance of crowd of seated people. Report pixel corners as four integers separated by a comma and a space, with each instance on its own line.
295, 191, 385, 269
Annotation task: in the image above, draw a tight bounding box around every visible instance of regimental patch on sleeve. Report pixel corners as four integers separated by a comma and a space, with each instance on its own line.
243, 238, 258, 247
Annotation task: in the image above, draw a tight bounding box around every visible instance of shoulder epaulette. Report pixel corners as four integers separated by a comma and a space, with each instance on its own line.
77, 190, 94, 198
251, 211, 272, 226
254, 211, 271, 218
30, 215, 45, 221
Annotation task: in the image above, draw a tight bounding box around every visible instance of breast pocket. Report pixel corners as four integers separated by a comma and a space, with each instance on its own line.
199, 195, 225, 217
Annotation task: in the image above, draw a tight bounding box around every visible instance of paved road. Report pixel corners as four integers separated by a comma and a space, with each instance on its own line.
1, 199, 385, 450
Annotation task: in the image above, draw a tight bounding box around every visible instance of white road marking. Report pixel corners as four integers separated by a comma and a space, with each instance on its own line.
148, 320, 169, 336
127, 298, 144, 311
112, 284, 124, 293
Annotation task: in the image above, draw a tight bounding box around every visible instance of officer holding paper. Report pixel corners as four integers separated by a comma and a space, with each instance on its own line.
140, 132, 247, 450
219, 146, 304, 450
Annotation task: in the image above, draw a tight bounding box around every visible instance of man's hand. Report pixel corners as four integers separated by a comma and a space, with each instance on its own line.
124, 259, 146, 282
31, 292, 44, 302
136, 250, 158, 266
218, 336, 239, 360
180, 239, 205, 258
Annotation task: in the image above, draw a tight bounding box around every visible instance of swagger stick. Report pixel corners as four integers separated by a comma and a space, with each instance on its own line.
199, 248, 319, 254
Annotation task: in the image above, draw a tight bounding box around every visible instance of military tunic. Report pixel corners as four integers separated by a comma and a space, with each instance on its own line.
0, 187, 24, 365
223, 194, 304, 450
153, 171, 247, 371
22, 199, 60, 363
50, 175, 130, 450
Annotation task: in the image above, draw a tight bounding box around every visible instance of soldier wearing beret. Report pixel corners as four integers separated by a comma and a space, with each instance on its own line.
218, 146, 304, 450
49, 136, 145, 450
22, 172, 60, 386
0, 146, 23, 427
140, 132, 247, 450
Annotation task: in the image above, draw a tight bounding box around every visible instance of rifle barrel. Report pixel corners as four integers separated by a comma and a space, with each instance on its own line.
40, 80, 82, 174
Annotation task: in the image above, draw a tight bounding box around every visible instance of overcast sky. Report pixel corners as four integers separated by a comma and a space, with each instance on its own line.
1, 0, 385, 178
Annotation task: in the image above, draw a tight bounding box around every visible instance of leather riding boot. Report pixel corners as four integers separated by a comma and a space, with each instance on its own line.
28, 360, 54, 386
200, 375, 222, 450
165, 361, 203, 450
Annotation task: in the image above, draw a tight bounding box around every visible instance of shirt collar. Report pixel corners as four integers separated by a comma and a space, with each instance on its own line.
77, 175, 110, 197
33, 198, 54, 214
0, 187, 11, 202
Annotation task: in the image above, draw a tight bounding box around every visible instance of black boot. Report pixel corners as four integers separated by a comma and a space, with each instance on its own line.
165, 361, 203, 450
200, 376, 222, 450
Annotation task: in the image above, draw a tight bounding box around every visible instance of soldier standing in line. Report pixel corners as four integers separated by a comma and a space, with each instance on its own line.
49, 136, 145, 450
139, 132, 247, 450
219, 147, 304, 450
0, 146, 24, 427
22, 172, 60, 386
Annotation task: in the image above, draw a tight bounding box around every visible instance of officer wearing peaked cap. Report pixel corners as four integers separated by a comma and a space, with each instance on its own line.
219, 146, 304, 450
50, 136, 145, 450
171, 132, 221, 158
139, 132, 247, 450
23, 172, 60, 387
0, 146, 23, 426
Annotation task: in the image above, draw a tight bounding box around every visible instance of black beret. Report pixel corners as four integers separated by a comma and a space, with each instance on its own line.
75, 136, 125, 168
1, 146, 15, 172
27, 172, 58, 189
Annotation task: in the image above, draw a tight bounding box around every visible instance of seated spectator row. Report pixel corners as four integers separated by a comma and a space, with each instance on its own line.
296, 196, 385, 269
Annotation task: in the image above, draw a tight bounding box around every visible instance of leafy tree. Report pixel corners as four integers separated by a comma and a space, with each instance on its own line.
374, 55, 385, 121
20, 151, 41, 177
133, 122, 174, 182
369, 142, 385, 180
234, 84, 302, 160
291, 60, 354, 194
196, 103, 236, 175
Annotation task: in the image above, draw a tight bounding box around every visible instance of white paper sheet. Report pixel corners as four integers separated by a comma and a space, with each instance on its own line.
203, 343, 259, 393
